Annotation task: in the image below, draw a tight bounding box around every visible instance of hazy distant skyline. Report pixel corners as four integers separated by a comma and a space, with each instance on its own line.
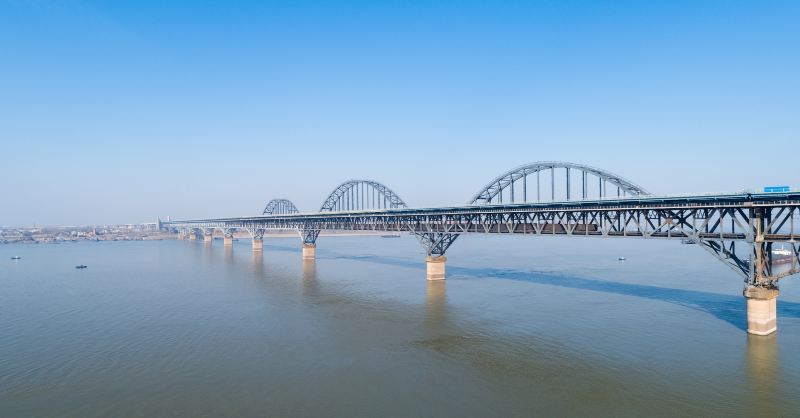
1, 1, 798, 226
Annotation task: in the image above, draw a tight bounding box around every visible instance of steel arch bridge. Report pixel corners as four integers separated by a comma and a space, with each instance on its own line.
319, 179, 407, 212
471, 161, 650, 205
165, 161, 800, 336
263, 199, 299, 215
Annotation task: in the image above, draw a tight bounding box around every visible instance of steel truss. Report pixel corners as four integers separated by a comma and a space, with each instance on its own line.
471, 161, 650, 205
263, 199, 300, 215
166, 193, 800, 287
244, 228, 265, 240
319, 180, 407, 212
299, 228, 320, 245
415, 232, 459, 256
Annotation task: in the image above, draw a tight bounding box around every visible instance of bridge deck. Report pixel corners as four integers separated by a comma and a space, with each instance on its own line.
168, 192, 800, 224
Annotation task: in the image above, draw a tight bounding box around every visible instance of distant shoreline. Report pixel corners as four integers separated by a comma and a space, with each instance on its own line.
1, 229, 403, 244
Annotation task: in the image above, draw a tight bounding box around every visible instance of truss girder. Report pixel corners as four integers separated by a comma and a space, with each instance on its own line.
244, 228, 265, 240
299, 229, 320, 245
165, 195, 800, 286
415, 232, 459, 256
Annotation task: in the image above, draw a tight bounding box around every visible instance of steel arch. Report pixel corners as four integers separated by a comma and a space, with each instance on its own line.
319, 180, 408, 211
263, 199, 300, 215
470, 161, 650, 205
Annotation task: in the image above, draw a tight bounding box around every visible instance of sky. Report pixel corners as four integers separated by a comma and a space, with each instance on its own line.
1, 0, 798, 226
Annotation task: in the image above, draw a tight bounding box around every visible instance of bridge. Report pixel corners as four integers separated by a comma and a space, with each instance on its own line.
161, 161, 800, 336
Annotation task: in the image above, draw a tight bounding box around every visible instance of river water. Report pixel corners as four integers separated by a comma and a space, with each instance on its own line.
1, 236, 799, 417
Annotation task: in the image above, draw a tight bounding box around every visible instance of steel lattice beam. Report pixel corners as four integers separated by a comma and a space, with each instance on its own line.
167, 192, 800, 286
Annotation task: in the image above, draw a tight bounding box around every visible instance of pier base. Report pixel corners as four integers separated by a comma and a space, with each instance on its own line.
302, 243, 316, 260
744, 286, 779, 336
426, 256, 446, 281
252, 238, 263, 252
223, 235, 233, 247
189, 233, 197, 240
203, 233, 213, 243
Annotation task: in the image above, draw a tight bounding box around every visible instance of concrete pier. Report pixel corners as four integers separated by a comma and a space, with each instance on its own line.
302, 243, 316, 260
204, 233, 213, 243
744, 286, 779, 336
252, 238, 263, 252
223, 235, 233, 247
426, 256, 446, 281
189, 232, 197, 240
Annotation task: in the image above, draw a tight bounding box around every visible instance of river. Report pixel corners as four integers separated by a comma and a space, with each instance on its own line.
2, 236, 799, 417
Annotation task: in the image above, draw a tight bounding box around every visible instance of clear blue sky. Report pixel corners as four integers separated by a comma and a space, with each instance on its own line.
1, 0, 798, 226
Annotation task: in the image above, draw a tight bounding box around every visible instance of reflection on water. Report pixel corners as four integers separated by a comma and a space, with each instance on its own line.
251, 251, 263, 276
302, 259, 317, 295
425, 281, 447, 330
2, 238, 800, 417
746, 334, 779, 417
223, 245, 234, 265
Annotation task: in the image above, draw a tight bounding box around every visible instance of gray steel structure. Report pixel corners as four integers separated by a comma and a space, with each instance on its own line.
164, 162, 800, 289
319, 179, 407, 211
470, 161, 649, 204
262, 199, 299, 215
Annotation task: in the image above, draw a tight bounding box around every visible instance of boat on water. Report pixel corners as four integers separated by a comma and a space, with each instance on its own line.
11, 256, 21, 260
75, 265, 88, 269
618, 256, 626, 261
680, 238, 696, 245
772, 248, 795, 265
381, 234, 401, 238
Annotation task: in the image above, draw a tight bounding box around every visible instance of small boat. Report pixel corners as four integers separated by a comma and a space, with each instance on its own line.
11, 256, 21, 260
75, 265, 88, 269
381, 234, 401, 238
772, 248, 794, 265
618, 256, 626, 261
680, 238, 696, 245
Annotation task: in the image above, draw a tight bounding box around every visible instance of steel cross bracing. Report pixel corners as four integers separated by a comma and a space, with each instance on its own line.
165, 192, 800, 287
314, 179, 442, 251
470, 161, 650, 205
319, 180, 408, 212
299, 228, 320, 244
263, 199, 300, 215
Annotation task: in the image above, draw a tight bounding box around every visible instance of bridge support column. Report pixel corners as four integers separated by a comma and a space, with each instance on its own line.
426, 256, 446, 281
302, 243, 316, 260
299, 228, 320, 260
744, 286, 779, 336
189, 230, 197, 240
252, 238, 263, 252
224, 235, 233, 247
203, 232, 213, 243
414, 232, 458, 281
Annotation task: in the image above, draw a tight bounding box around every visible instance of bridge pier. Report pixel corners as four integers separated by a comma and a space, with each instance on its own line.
203, 231, 213, 243
223, 229, 234, 247
188, 230, 197, 240
302, 243, 316, 260
744, 286, 779, 336
252, 238, 263, 252
426, 256, 446, 281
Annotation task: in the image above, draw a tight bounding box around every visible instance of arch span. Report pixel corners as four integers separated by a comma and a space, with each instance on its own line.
320, 180, 408, 211
471, 161, 649, 205
263, 199, 300, 215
